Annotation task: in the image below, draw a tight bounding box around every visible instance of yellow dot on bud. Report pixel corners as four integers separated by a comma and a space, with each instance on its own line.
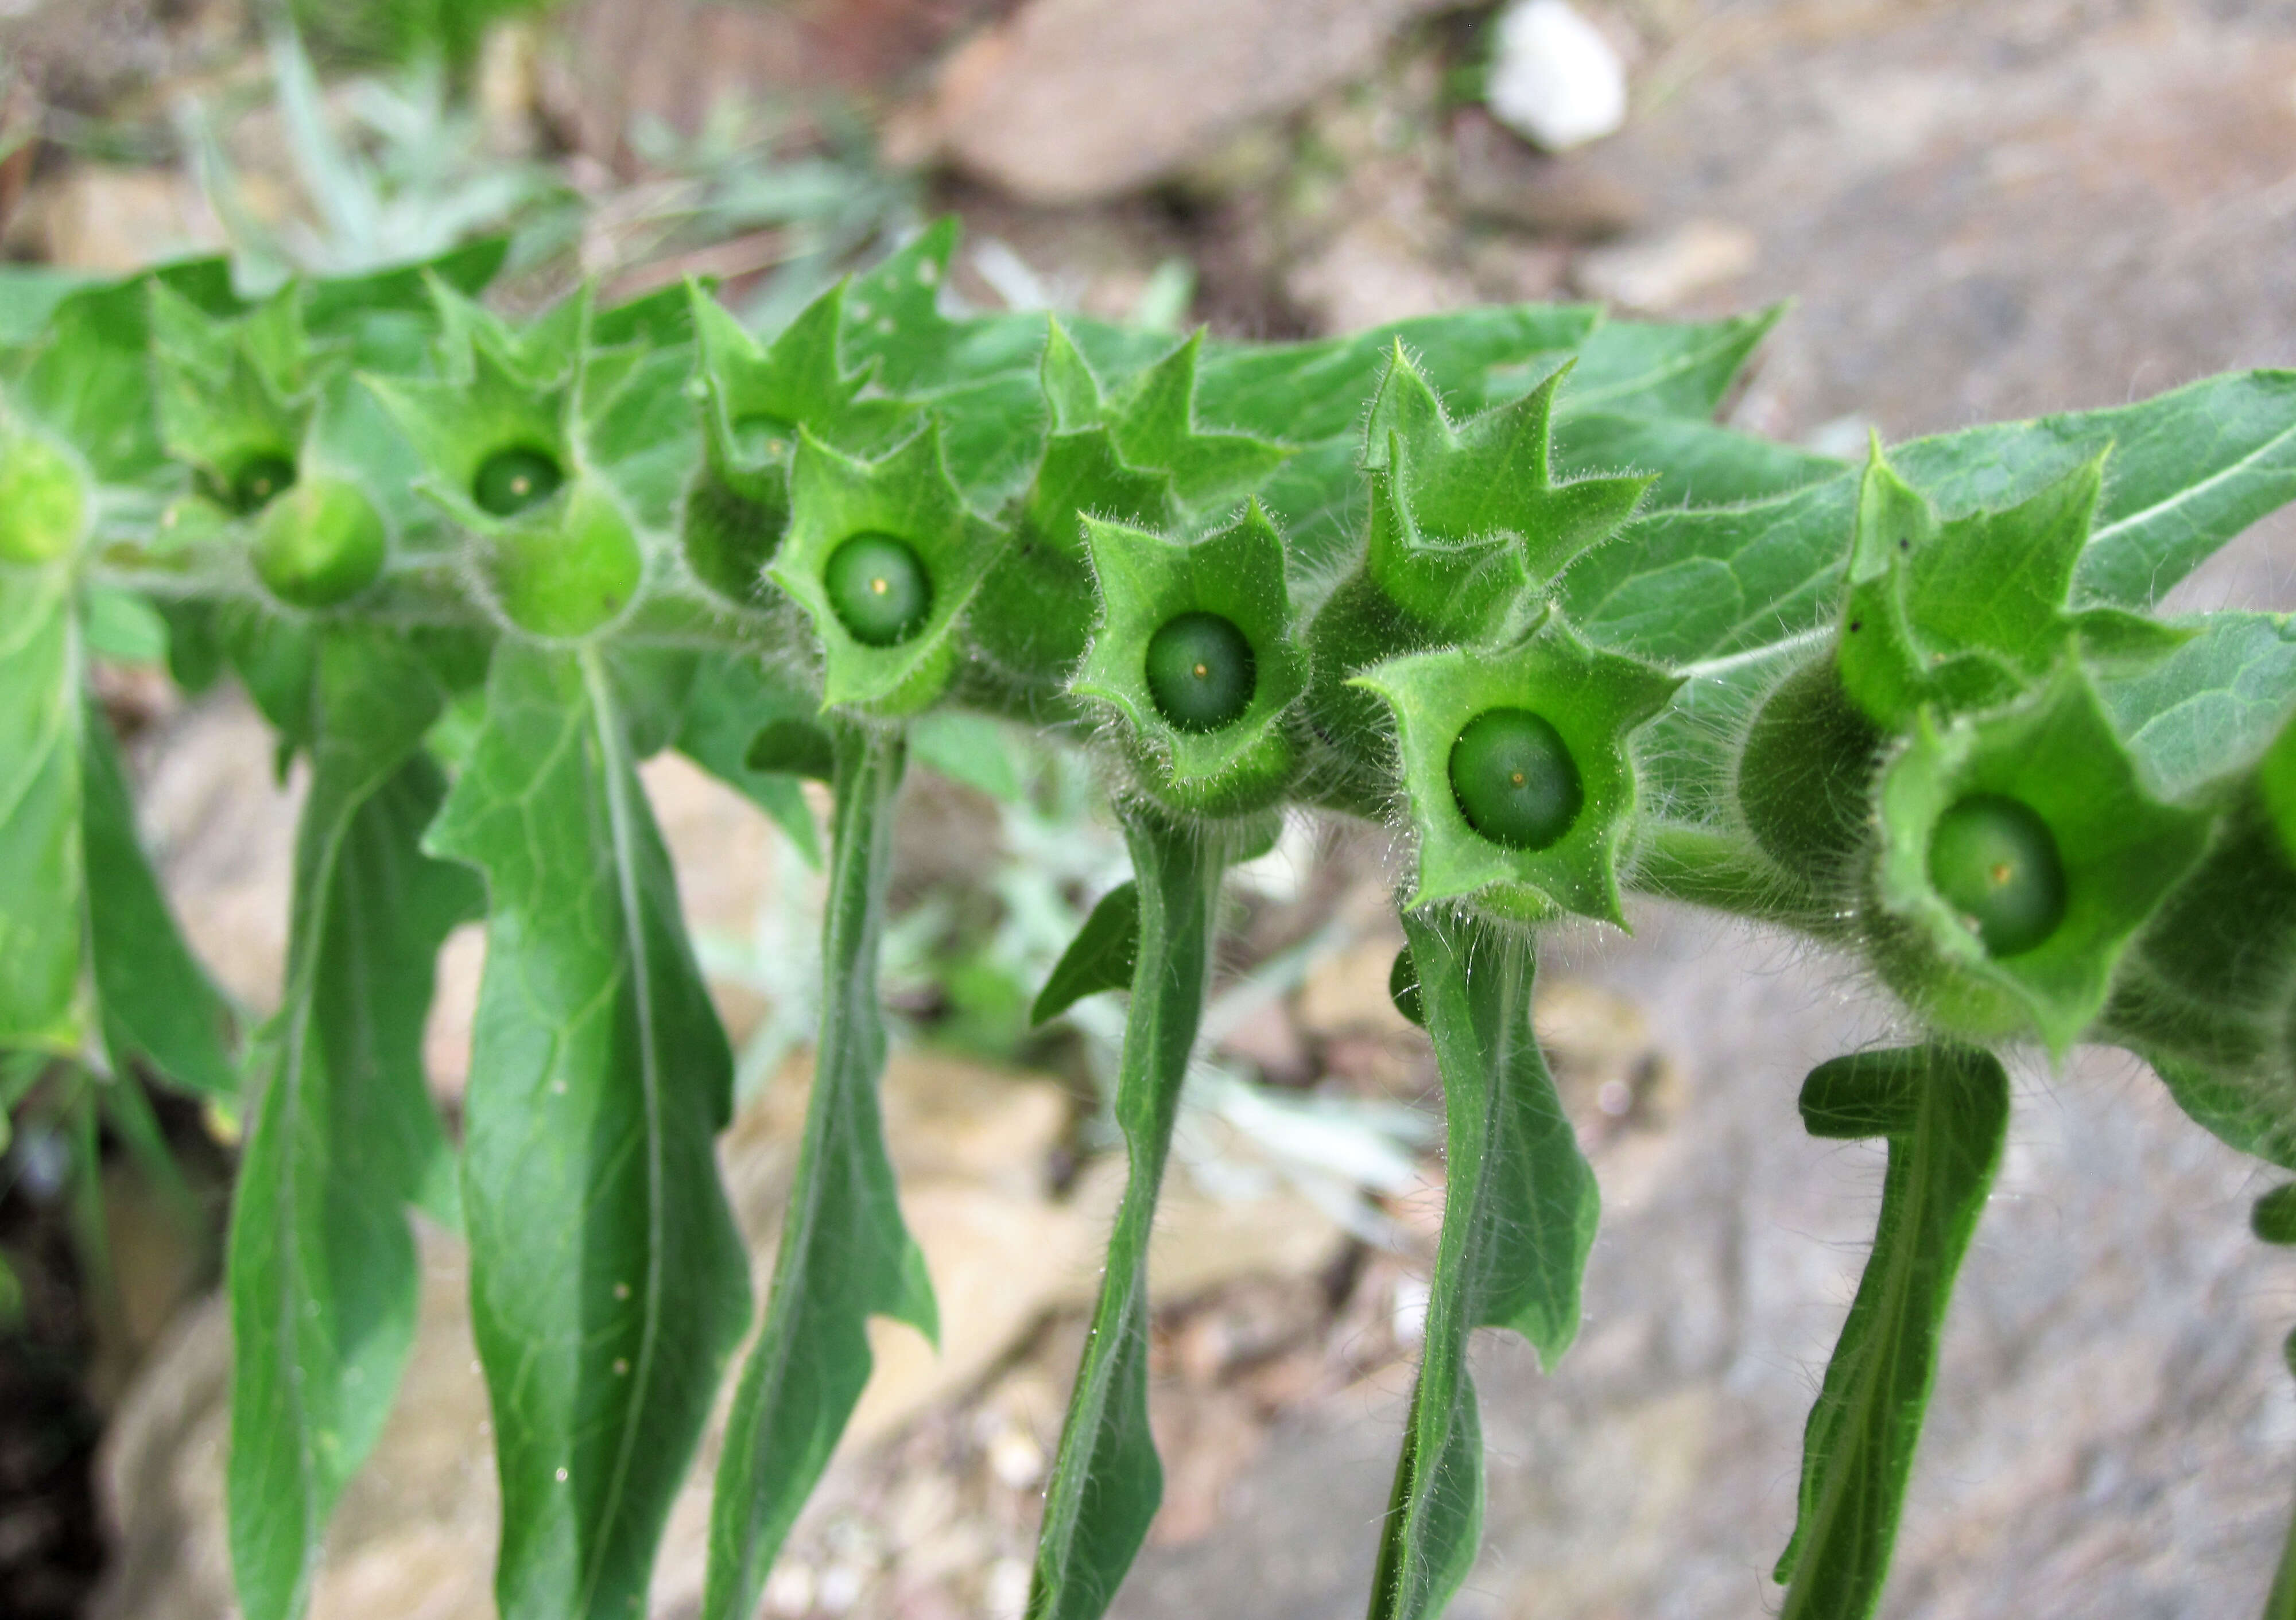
1511, 771, 1526, 786
1990, 863, 2012, 885
870, 576, 889, 595
1193, 662, 1209, 678
510, 475, 532, 497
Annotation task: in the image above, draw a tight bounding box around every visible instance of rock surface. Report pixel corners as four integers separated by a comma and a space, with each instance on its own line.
910, 0, 1448, 204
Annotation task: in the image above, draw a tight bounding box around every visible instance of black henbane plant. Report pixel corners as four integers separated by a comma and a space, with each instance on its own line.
4, 216, 2296, 1620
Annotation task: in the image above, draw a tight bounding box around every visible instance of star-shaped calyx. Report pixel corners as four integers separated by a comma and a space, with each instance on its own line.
1866, 660, 2213, 1054
1837, 441, 2189, 731
1305, 346, 1653, 814
682, 280, 917, 605
1071, 500, 1309, 817
970, 320, 1292, 707
769, 420, 1009, 716
149, 281, 323, 518
1353, 608, 1680, 925
366, 285, 653, 641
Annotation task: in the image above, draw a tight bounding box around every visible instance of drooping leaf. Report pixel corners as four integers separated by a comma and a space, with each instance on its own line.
82, 708, 236, 1099
1027, 808, 1228, 1620
226, 631, 480, 1620
1775, 1044, 2010, 1620
704, 718, 934, 1620
228, 642, 480, 1615
0, 558, 81, 1050
1030, 880, 1141, 1027
1368, 910, 1599, 1620
428, 642, 751, 1620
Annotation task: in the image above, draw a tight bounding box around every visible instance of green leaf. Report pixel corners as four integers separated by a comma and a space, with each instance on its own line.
1887, 369, 2296, 609
2100, 795, 2296, 1170
705, 718, 934, 1620
673, 651, 824, 865
1073, 502, 1309, 816
1030, 880, 1141, 1027
1368, 910, 1597, 1620
427, 642, 751, 1620
1355, 608, 1680, 925
2267, 712, 2296, 861
909, 709, 1025, 801
2099, 612, 2296, 802
1553, 410, 1844, 507
227, 631, 480, 1620
1869, 663, 2215, 1053
0, 558, 81, 1050
1027, 809, 1230, 1620
1775, 1044, 2010, 1620
1556, 306, 1783, 419
1563, 372, 2296, 668
769, 422, 1011, 714
82, 708, 236, 1099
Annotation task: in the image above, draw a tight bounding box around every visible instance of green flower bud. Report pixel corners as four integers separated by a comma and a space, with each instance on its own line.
1926, 794, 2067, 957
1448, 709, 1583, 852
0, 432, 90, 565
472, 445, 564, 518
252, 476, 387, 609
767, 424, 1006, 716
482, 479, 643, 640
824, 532, 933, 648
1145, 611, 1256, 733
1071, 502, 1309, 818
1867, 663, 2213, 1053
1355, 607, 1679, 925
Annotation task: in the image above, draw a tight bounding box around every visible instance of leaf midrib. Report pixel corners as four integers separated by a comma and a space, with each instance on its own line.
576, 646, 669, 1615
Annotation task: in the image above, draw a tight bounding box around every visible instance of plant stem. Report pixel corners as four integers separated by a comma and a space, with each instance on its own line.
702, 715, 935, 1620
1027, 805, 1229, 1620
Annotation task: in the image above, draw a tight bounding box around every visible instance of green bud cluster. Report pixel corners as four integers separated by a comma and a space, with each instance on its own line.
7, 218, 2295, 1620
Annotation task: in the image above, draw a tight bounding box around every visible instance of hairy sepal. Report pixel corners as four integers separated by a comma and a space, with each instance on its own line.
1072, 502, 1308, 818
1355, 607, 1680, 926
1867, 666, 2214, 1054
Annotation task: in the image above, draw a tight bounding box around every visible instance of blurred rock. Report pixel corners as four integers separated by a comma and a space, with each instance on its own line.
1450, 107, 1642, 239
1574, 216, 1758, 310
545, 0, 1008, 165
91, 1052, 1348, 1620
906, 0, 1449, 204
1484, 0, 1629, 154
17, 165, 222, 274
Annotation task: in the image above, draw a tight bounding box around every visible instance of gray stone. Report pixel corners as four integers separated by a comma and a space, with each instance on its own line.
909, 0, 1449, 204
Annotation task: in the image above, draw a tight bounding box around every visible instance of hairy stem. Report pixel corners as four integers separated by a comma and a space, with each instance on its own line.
702, 716, 936, 1620
1027, 805, 1228, 1620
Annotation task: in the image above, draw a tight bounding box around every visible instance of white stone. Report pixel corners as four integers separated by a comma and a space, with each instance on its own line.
1485, 0, 1629, 153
